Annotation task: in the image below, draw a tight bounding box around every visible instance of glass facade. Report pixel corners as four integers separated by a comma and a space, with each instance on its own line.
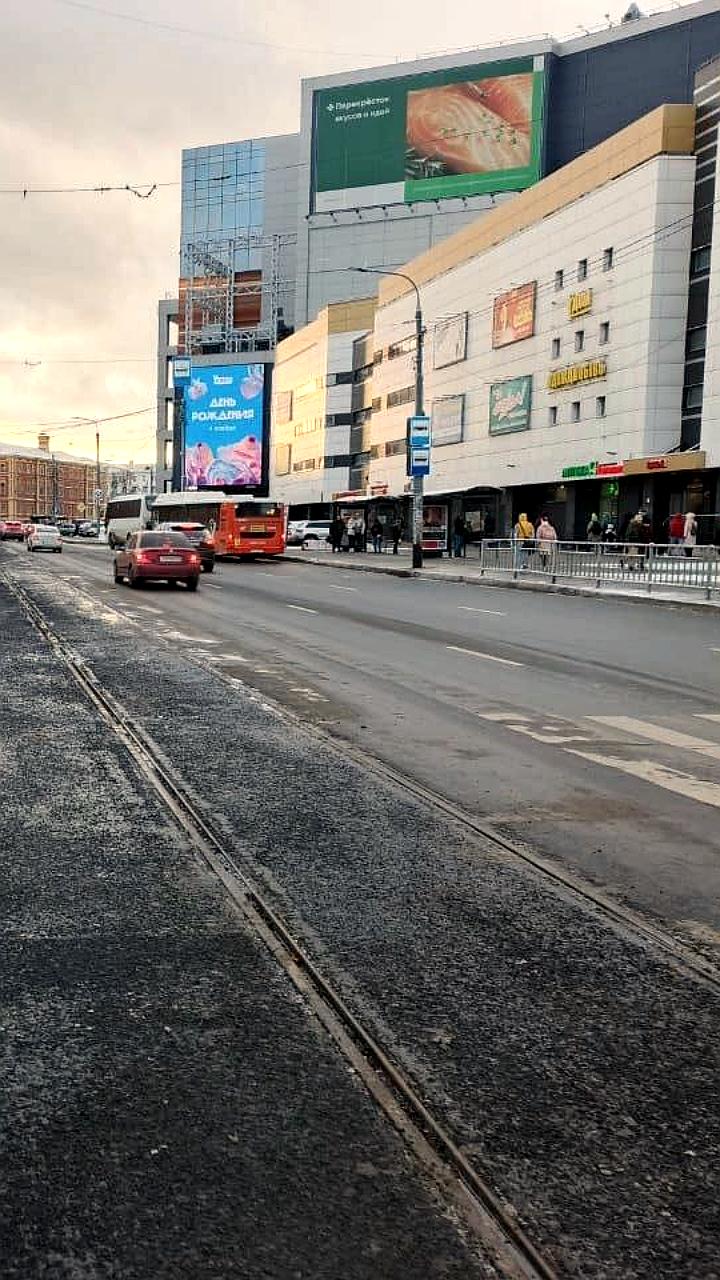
180, 140, 266, 274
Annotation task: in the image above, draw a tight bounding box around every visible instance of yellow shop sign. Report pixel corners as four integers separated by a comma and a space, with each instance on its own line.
547, 358, 607, 391
568, 289, 593, 319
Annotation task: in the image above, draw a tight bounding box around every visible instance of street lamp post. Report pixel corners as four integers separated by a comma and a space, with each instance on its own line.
72, 416, 100, 526
356, 266, 425, 569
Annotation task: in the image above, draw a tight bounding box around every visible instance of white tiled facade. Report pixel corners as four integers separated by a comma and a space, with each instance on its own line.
369, 154, 696, 498
271, 301, 375, 508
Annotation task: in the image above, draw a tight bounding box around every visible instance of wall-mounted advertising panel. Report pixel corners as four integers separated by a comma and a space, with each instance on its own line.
431, 395, 465, 446
312, 57, 545, 212
433, 313, 468, 369
183, 363, 267, 490
492, 282, 536, 348
488, 375, 532, 435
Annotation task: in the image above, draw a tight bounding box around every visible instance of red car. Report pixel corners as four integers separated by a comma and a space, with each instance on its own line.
1, 520, 26, 541
113, 530, 202, 591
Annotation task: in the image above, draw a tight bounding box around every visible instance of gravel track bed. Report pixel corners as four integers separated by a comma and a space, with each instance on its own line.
11, 567, 720, 1279
0, 578, 498, 1279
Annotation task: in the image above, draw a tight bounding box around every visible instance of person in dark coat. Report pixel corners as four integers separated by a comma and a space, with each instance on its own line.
389, 519, 402, 555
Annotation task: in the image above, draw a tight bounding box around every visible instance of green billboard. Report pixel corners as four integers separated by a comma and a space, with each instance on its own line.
488, 375, 532, 435
312, 57, 545, 211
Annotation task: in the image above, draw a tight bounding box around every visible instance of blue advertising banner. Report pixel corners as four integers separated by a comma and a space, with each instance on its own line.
183, 364, 265, 489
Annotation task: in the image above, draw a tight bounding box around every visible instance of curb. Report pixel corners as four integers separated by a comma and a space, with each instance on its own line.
282, 553, 720, 612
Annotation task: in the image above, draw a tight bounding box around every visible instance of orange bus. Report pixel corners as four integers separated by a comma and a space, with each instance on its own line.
151, 492, 286, 557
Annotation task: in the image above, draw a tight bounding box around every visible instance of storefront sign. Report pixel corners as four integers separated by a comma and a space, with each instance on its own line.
596, 462, 624, 477
568, 289, 592, 319
489, 375, 532, 435
548, 358, 606, 391
492, 282, 536, 348
623, 451, 706, 476
561, 461, 597, 480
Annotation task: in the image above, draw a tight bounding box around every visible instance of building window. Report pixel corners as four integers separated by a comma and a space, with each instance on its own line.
551, 337, 561, 359
691, 246, 711, 277
372, 397, 382, 412
570, 401, 581, 422
386, 385, 415, 409
548, 405, 558, 426
683, 384, 704, 410
686, 325, 707, 356
603, 247, 614, 272
574, 329, 585, 353
385, 438, 407, 457
554, 269, 564, 291
599, 320, 610, 345
577, 258, 588, 282
596, 395, 606, 418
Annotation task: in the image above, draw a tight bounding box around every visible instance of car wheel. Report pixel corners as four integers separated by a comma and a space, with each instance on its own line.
186, 576, 199, 592
128, 567, 140, 588
168, 579, 179, 588
56, 547, 62, 553
202, 562, 214, 574
113, 564, 123, 584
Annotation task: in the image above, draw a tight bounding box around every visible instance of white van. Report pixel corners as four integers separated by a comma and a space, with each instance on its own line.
105, 493, 155, 549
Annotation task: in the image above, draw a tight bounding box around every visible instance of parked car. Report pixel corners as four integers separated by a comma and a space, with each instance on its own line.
27, 524, 62, 553
299, 519, 330, 545
57, 521, 77, 537
78, 521, 100, 538
113, 530, 201, 590
1, 520, 26, 541
154, 521, 215, 573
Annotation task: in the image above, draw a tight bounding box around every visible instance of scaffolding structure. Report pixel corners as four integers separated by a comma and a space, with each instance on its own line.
180, 233, 296, 355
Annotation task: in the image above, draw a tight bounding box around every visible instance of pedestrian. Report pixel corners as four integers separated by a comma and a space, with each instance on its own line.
602, 522, 617, 545
390, 518, 402, 555
535, 513, 557, 567
330, 517, 342, 553
586, 512, 603, 544
452, 514, 465, 559
370, 517, 384, 554
513, 512, 535, 568
350, 516, 364, 552
340, 518, 350, 552
625, 511, 645, 570
667, 511, 685, 554
683, 510, 698, 558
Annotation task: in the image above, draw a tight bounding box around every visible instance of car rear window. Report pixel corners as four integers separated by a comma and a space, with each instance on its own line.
140, 532, 192, 548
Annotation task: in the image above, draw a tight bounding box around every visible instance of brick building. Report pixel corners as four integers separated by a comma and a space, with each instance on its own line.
0, 434, 98, 522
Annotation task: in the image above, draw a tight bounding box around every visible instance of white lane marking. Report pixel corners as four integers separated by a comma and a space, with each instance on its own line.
446, 645, 524, 667
330, 584, 357, 592
589, 716, 720, 763
134, 605, 162, 614
480, 711, 531, 722
205, 654, 249, 664
711, 648, 720, 654
160, 630, 219, 644
204, 582, 222, 590
458, 606, 507, 616
566, 749, 720, 810
696, 713, 720, 722
286, 604, 318, 614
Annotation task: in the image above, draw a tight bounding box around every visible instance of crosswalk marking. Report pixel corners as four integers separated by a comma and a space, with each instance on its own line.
589, 716, 720, 763
566, 749, 720, 810
447, 645, 524, 667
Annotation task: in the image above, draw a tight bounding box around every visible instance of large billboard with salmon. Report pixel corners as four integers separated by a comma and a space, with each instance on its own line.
312, 57, 545, 212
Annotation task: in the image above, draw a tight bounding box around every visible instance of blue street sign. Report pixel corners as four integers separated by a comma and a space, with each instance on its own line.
408, 414, 431, 449
173, 357, 191, 386
410, 447, 430, 477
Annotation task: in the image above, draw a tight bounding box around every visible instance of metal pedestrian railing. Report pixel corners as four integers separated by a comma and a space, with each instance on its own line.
474, 538, 720, 600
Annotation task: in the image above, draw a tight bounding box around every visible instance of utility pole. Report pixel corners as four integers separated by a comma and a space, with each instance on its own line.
95, 430, 101, 525
356, 266, 426, 568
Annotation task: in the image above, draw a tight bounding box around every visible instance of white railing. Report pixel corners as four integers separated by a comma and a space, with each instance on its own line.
475, 539, 720, 599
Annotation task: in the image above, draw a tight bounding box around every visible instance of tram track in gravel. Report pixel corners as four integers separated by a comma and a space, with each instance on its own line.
2, 569, 559, 1280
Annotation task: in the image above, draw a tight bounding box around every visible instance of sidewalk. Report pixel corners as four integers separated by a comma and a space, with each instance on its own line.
284, 546, 720, 609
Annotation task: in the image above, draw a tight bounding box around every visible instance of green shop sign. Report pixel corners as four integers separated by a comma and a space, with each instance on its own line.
561, 461, 598, 480
489, 374, 532, 435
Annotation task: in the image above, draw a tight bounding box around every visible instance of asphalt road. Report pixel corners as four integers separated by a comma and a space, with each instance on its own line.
4, 538, 719, 951
5, 542, 720, 1278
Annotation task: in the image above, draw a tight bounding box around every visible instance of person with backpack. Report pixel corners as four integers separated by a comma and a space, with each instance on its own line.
683, 511, 698, 558
535, 514, 557, 568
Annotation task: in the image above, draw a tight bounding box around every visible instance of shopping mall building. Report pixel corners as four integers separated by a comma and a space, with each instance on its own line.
160, 0, 720, 539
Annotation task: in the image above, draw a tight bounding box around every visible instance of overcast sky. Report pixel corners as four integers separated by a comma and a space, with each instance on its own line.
1, 0, 680, 462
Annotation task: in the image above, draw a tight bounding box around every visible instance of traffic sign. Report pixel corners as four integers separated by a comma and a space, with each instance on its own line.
173, 357, 191, 385
406, 414, 432, 477
410, 448, 430, 477
93, 488, 104, 500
